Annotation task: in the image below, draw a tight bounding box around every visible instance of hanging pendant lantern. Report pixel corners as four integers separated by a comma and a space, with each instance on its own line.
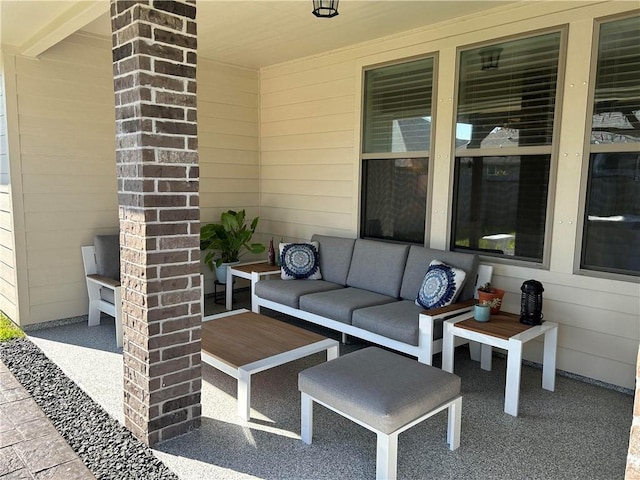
479, 46, 503, 70
312, 0, 339, 18
520, 280, 544, 326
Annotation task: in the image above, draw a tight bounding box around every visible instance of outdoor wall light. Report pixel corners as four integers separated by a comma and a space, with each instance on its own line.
479, 46, 503, 70
312, 0, 339, 18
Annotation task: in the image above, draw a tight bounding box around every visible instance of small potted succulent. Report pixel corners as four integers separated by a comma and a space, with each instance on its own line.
477, 282, 505, 314
474, 297, 502, 322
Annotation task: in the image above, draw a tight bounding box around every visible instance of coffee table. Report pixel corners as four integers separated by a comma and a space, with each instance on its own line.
201, 309, 339, 421
225, 261, 281, 310
442, 311, 558, 417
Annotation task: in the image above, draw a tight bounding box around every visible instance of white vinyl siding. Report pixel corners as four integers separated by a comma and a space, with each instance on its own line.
12, 33, 117, 325
7, 34, 261, 322
260, 1, 640, 389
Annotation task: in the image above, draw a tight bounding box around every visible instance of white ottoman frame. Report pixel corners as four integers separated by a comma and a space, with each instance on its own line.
301, 392, 462, 480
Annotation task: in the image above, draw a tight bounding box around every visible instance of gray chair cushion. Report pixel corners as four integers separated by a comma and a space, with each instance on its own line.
299, 347, 461, 434
94, 235, 120, 281
400, 246, 479, 302
100, 288, 115, 304
255, 279, 343, 309
311, 235, 356, 286
352, 300, 444, 346
346, 239, 409, 297
299, 288, 397, 324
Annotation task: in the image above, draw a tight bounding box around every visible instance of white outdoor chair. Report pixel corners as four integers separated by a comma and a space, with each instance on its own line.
81, 235, 122, 348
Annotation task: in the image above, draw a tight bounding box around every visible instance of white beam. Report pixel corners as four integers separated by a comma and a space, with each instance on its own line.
20, 1, 109, 58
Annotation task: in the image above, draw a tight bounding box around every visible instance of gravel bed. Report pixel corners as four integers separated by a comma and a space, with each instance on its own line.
0, 338, 178, 480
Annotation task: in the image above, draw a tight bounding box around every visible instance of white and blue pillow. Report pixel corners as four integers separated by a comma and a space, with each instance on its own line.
280, 242, 322, 280
415, 259, 466, 309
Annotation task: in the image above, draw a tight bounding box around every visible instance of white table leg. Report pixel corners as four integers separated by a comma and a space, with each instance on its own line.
376, 431, 398, 480
480, 344, 493, 371
542, 326, 557, 392
225, 267, 233, 310
327, 344, 339, 361
237, 369, 251, 421
442, 322, 455, 373
250, 271, 260, 313
301, 393, 313, 444
447, 396, 462, 450
504, 339, 523, 416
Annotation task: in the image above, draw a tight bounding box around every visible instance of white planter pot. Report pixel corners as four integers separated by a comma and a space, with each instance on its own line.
214, 261, 239, 284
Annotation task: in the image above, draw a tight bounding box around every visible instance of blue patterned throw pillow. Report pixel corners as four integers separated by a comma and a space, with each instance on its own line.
280, 242, 322, 280
415, 260, 467, 309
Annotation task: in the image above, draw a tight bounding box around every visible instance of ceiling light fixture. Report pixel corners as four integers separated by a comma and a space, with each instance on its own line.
312, 0, 339, 18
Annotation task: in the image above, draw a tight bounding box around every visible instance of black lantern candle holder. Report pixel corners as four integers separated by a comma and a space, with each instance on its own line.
520, 280, 544, 326
312, 0, 339, 18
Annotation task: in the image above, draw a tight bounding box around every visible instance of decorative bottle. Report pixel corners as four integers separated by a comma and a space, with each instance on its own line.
268, 238, 276, 266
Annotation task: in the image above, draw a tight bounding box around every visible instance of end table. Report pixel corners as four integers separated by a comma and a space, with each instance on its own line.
442, 311, 558, 416
225, 261, 281, 310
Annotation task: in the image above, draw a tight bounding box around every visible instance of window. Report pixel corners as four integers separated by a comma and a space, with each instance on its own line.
360, 57, 434, 244
581, 15, 640, 277
451, 31, 563, 262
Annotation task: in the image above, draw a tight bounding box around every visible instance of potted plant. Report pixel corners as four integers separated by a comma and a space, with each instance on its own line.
474, 297, 501, 322
477, 282, 505, 314
200, 209, 265, 283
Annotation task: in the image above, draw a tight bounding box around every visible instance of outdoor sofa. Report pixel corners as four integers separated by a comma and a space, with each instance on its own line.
253, 235, 491, 365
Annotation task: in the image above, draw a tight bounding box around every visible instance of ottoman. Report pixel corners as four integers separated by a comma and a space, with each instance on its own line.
298, 347, 462, 480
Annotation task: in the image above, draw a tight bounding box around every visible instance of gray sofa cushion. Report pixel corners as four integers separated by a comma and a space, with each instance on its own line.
94, 235, 120, 281
346, 239, 409, 297
299, 347, 461, 434
400, 246, 479, 302
311, 235, 356, 286
255, 279, 343, 309
299, 287, 397, 324
352, 300, 443, 346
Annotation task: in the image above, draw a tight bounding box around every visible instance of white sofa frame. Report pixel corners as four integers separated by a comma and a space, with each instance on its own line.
81, 245, 123, 348
253, 264, 492, 365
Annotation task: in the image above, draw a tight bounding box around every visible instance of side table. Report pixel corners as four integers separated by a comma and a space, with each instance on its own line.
226, 261, 281, 311
442, 311, 558, 416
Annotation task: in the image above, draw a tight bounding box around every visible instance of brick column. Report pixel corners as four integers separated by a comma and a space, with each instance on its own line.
111, 0, 201, 446
627, 346, 640, 478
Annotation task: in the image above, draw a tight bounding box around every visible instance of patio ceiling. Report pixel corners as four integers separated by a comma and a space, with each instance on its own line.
1, 0, 517, 69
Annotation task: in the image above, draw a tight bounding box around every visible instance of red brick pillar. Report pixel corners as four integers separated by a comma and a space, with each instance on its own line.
110, 0, 201, 446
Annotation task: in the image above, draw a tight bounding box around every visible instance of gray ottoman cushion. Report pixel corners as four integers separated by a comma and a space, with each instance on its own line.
299, 347, 460, 434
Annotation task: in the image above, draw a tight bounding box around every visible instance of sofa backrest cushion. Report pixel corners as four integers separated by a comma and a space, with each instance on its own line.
400, 246, 479, 302
94, 234, 120, 281
346, 239, 409, 297
311, 235, 356, 285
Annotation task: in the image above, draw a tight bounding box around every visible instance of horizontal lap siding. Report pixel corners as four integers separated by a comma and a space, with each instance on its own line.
14, 34, 118, 325
0, 69, 17, 320
198, 59, 260, 289
260, 1, 640, 389
260, 60, 356, 242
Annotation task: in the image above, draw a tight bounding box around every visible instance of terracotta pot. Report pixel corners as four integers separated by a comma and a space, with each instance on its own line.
477, 288, 505, 314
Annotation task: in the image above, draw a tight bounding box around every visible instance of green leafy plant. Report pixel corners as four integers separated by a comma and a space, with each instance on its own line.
200, 209, 265, 270
0, 312, 24, 342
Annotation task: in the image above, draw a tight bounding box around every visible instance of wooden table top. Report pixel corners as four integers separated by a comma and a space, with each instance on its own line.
455, 312, 534, 340
201, 311, 330, 369
231, 262, 281, 274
